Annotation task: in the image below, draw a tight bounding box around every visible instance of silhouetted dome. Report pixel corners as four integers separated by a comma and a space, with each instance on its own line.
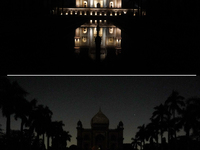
91, 109, 109, 128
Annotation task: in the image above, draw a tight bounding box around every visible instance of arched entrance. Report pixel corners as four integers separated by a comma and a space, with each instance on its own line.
110, 2, 113, 8
95, 134, 106, 150
83, 1, 87, 7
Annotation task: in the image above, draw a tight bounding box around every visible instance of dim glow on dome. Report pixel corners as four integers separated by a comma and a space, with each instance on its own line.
91, 109, 109, 125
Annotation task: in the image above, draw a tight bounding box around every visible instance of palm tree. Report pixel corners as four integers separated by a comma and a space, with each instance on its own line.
46, 121, 54, 150
131, 137, 141, 150
165, 90, 185, 121
151, 103, 170, 148
51, 121, 65, 149
60, 130, 72, 149
28, 104, 53, 149
164, 91, 184, 150
179, 97, 200, 150
145, 118, 159, 147
48, 120, 72, 150
14, 97, 33, 150
136, 124, 146, 150
0, 78, 28, 141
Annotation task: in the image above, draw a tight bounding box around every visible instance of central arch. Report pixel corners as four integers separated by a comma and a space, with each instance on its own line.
95, 134, 106, 150
97, 3, 100, 8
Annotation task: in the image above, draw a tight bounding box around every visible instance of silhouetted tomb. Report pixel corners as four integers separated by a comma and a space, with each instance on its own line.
77, 109, 124, 150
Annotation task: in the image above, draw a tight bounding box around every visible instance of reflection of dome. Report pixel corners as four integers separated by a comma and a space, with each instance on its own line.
91, 109, 109, 128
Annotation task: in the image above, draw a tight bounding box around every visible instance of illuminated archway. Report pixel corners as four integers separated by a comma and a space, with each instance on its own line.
83, 1, 87, 7
110, 2, 113, 8
94, 0, 103, 8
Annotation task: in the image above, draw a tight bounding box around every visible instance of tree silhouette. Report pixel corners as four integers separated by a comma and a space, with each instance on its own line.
165, 91, 185, 121
145, 118, 159, 147
131, 137, 141, 150
164, 90, 184, 149
136, 124, 146, 150
50, 121, 71, 150
151, 103, 170, 149
14, 97, 34, 150
28, 104, 53, 149
0, 77, 28, 147
179, 97, 200, 150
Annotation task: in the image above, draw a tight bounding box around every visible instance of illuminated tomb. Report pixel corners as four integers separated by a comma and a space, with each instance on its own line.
55, 0, 146, 16
74, 20, 121, 60
76, 109, 124, 150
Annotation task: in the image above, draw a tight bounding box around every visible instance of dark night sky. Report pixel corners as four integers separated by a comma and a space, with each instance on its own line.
1, 76, 199, 146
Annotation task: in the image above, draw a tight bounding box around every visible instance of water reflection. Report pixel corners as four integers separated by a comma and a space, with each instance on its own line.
74, 20, 121, 61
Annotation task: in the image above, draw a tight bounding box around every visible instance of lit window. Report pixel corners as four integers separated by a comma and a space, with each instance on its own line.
75, 12, 77, 15
75, 38, 79, 42
119, 12, 121, 15
110, 2, 113, 8
133, 13, 136, 16
100, 13, 102, 16
109, 28, 113, 34
90, 12, 92, 15
115, 12, 117, 16
61, 13, 63, 15
95, 12, 97, 15
70, 11, 73, 15
90, 20, 92, 23
82, 37, 87, 42
95, 20, 97, 23
104, 13, 106, 16
84, 1, 87, 7
110, 13, 112, 16
109, 37, 114, 42
104, 20, 106, 23
100, 20, 102, 23
84, 12, 87, 15
124, 11, 126, 14
80, 11, 82, 15
66, 12, 68, 15
83, 28, 87, 34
